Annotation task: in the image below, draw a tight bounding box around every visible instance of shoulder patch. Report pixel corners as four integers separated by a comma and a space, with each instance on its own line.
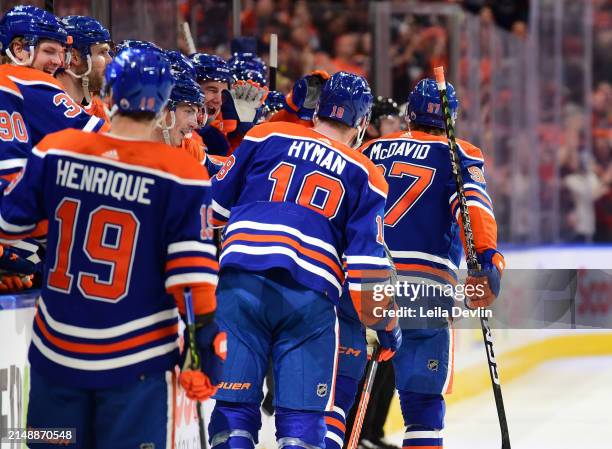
468, 166, 486, 183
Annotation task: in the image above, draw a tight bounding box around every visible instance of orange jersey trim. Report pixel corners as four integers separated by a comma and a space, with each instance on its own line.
2, 64, 65, 90
165, 257, 218, 272
35, 129, 210, 182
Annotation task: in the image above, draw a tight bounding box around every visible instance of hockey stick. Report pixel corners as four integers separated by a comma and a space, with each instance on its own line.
269, 34, 278, 91
434, 66, 510, 449
182, 22, 197, 56
346, 345, 380, 449
184, 287, 207, 448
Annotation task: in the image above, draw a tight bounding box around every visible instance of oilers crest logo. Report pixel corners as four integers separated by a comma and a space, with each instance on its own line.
468, 166, 486, 183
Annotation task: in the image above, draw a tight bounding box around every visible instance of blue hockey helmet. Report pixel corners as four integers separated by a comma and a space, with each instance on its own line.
407, 78, 459, 129
264, 90, 286, 115
165, 50, 196, 79
190, 53, 233, 86
316, 71, 373, 128
228, 56, 266, 86
0, 5, 69, 53
114, 39, 161, 54
168, 72, 204, 110
60, 15, 110, 57
103, 47, 174, 115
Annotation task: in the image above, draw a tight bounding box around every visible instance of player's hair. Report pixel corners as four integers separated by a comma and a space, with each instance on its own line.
410, 122, 445, 136
317, 116, 352, 131
115, 111, 158, 122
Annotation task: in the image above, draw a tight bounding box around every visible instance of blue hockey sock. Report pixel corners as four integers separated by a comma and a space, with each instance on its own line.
398, 391, 445, 448
275, 406, 326, 448
209, 400, 260, 448
324, 375, 359, 449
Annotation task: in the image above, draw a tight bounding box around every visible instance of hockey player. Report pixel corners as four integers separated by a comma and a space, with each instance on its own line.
57, 15, 112, 121
190, 53, 267, 156
366, 96, 402, 140
208, 71, 400, 449
335, 96, 404, 449
0, 47, 225, 448
359, 78, 505, 449
162, 50, 227, 176
0, 6, 105, 172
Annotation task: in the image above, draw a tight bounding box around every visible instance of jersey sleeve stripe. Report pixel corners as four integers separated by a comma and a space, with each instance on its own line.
0, 213, 37, 234
345, 255, 390, 266
449, 183, 492, 205
212, 199, 231, 218
0, 84, 23, 99
390, 250, 459, 271
82, 115, 103, 132
0, 158, 27, 171
346, 269, 391, 280
167, 241, 216, 256
165, 273, 218, 289
223, 232, 344, 280
454, 200, 496, 220
395, 263, 458, 285
165, 256, 218, 272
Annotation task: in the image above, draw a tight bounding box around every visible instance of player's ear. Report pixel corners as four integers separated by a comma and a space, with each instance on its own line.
10, 39, 28, 61
69, 47, 82, 67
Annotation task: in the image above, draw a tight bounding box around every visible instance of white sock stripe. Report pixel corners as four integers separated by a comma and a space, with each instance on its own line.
325, 431, 344, 448
332, 405, 346, 420
403, 429, 443, 439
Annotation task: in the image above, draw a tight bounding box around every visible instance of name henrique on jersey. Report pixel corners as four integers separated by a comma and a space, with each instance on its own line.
360, 130, 498, 285
0, 129, 217, 388
211, 121, 391, 306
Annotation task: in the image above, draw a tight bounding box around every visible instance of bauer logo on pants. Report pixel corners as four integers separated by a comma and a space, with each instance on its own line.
316, 383, 328, 397
427, 359, 439, 372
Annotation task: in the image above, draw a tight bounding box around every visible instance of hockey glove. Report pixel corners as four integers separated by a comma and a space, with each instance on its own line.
366, 325, 402, 362
221, 79, 269, 133
0, 273, 33, 292
465, 249, 505, 309
0, 240, 41, 275
285, 70, 330, 121
179, 320, 227, 401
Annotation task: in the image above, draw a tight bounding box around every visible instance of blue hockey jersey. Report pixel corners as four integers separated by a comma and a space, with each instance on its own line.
359, 130, 499, 284
211, 121, 391, 309
0, 129, 217, 388
0, 66, 32, 182
0, 64, 105, 178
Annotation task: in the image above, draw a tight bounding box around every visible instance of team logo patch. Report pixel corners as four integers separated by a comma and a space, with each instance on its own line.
140, 443, 155, 449
427, 359, 439, 372
316, 383, 328, 397
468, 166, 485, 183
